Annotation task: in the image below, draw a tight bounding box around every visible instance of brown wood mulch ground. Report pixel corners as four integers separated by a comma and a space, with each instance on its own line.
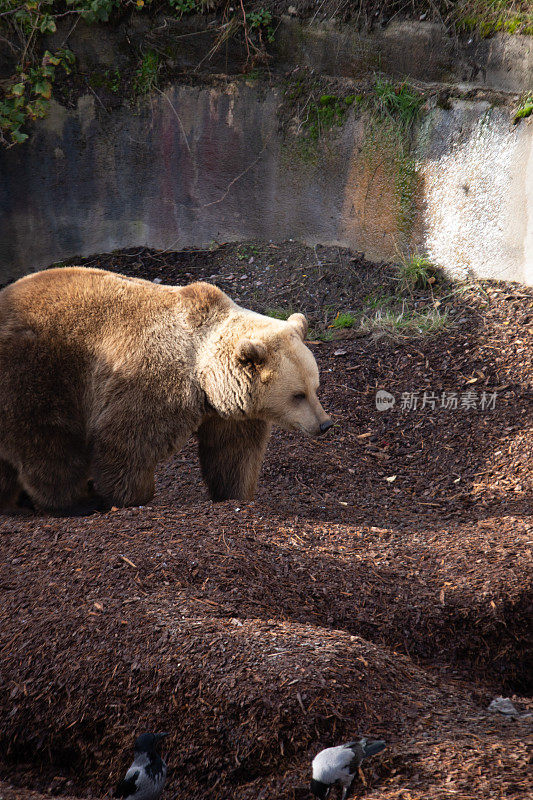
0, 242, 531, 799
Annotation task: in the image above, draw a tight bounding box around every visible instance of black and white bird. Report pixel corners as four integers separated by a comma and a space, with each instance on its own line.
114, 732, 169, 800
310, 738, 386, 800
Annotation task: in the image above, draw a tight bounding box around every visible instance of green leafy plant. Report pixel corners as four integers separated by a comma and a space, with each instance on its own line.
306, 94, 356, 143
68, 0, 120, 23
513, 94, 533, 124
331, 311, 357, 329
105, 68, 121, 93
133, 50, 160, 96
236, 244, 260, 260
5, 0, 57, 37
282, 74, 360, 162
396, 252, 440, 292
168, 0, 200, 14
90, 68, 122, 93
1, 48, 74, 146
247, 8, 275, 43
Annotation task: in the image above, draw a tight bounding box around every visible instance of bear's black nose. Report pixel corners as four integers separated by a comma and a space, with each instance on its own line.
319, 420, 333, 434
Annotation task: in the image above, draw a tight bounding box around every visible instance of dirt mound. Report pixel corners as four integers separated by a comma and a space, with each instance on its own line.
0, 590, 449, 795
0, 242, 531, 799
2, 561, 531, 800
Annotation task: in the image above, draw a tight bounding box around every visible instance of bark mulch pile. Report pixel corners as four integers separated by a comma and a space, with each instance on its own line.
0, 241, 531, 799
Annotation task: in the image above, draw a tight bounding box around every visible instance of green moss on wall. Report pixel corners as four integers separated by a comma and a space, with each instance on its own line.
360, 77, 425, 241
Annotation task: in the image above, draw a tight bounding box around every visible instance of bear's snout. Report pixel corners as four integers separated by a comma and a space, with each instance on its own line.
302, 408, 333, 437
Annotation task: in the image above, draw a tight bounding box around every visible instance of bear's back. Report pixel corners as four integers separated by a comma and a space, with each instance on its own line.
0, 267, 180, 342
0, 268, 238, 392
0, 268, 234, 337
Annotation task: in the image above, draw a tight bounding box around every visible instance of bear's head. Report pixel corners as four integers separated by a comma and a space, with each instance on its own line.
201, 310, 332, 436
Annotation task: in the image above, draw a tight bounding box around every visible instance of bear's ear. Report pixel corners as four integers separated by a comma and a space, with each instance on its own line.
287, 313, 308, 340
237, 338, 268, 366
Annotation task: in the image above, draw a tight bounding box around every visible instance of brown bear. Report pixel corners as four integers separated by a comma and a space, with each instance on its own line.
0, 266, 332, 512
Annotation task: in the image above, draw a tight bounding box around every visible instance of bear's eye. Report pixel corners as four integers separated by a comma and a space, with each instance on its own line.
293, 392, 306, 402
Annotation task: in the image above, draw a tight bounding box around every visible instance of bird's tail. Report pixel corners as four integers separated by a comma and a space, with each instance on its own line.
362, 739, 386, 759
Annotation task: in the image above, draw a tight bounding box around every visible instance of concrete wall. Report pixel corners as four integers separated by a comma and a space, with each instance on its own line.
421, 103, 533, 285
0, 19, 532, 286
275, 18, 533, 95
27, 16, 531, 96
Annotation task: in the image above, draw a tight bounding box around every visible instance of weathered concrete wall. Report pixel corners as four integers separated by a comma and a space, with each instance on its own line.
420, 103, 533, 285
0, 85, 284, 283
0, 83, 532, 285
30, 16, 533, 95
0, 17, 532, 285
276, 18, 533, 95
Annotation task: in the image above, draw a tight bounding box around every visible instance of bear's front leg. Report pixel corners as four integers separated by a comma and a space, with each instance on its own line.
0, 459, 23, 510
89, 377, 187, 508
197, 418, 271, 502
91, 441, 156, 508
16, 433, 92, 512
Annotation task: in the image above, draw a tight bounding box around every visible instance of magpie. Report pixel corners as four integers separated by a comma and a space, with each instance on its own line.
310, 738, 386, 800
114, 732, 169, 800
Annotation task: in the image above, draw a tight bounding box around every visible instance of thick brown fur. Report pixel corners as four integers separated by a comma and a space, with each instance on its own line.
0, 267, 331, 511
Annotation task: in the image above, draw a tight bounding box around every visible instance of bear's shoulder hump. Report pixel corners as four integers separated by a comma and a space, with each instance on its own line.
178, 282, 231, 324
